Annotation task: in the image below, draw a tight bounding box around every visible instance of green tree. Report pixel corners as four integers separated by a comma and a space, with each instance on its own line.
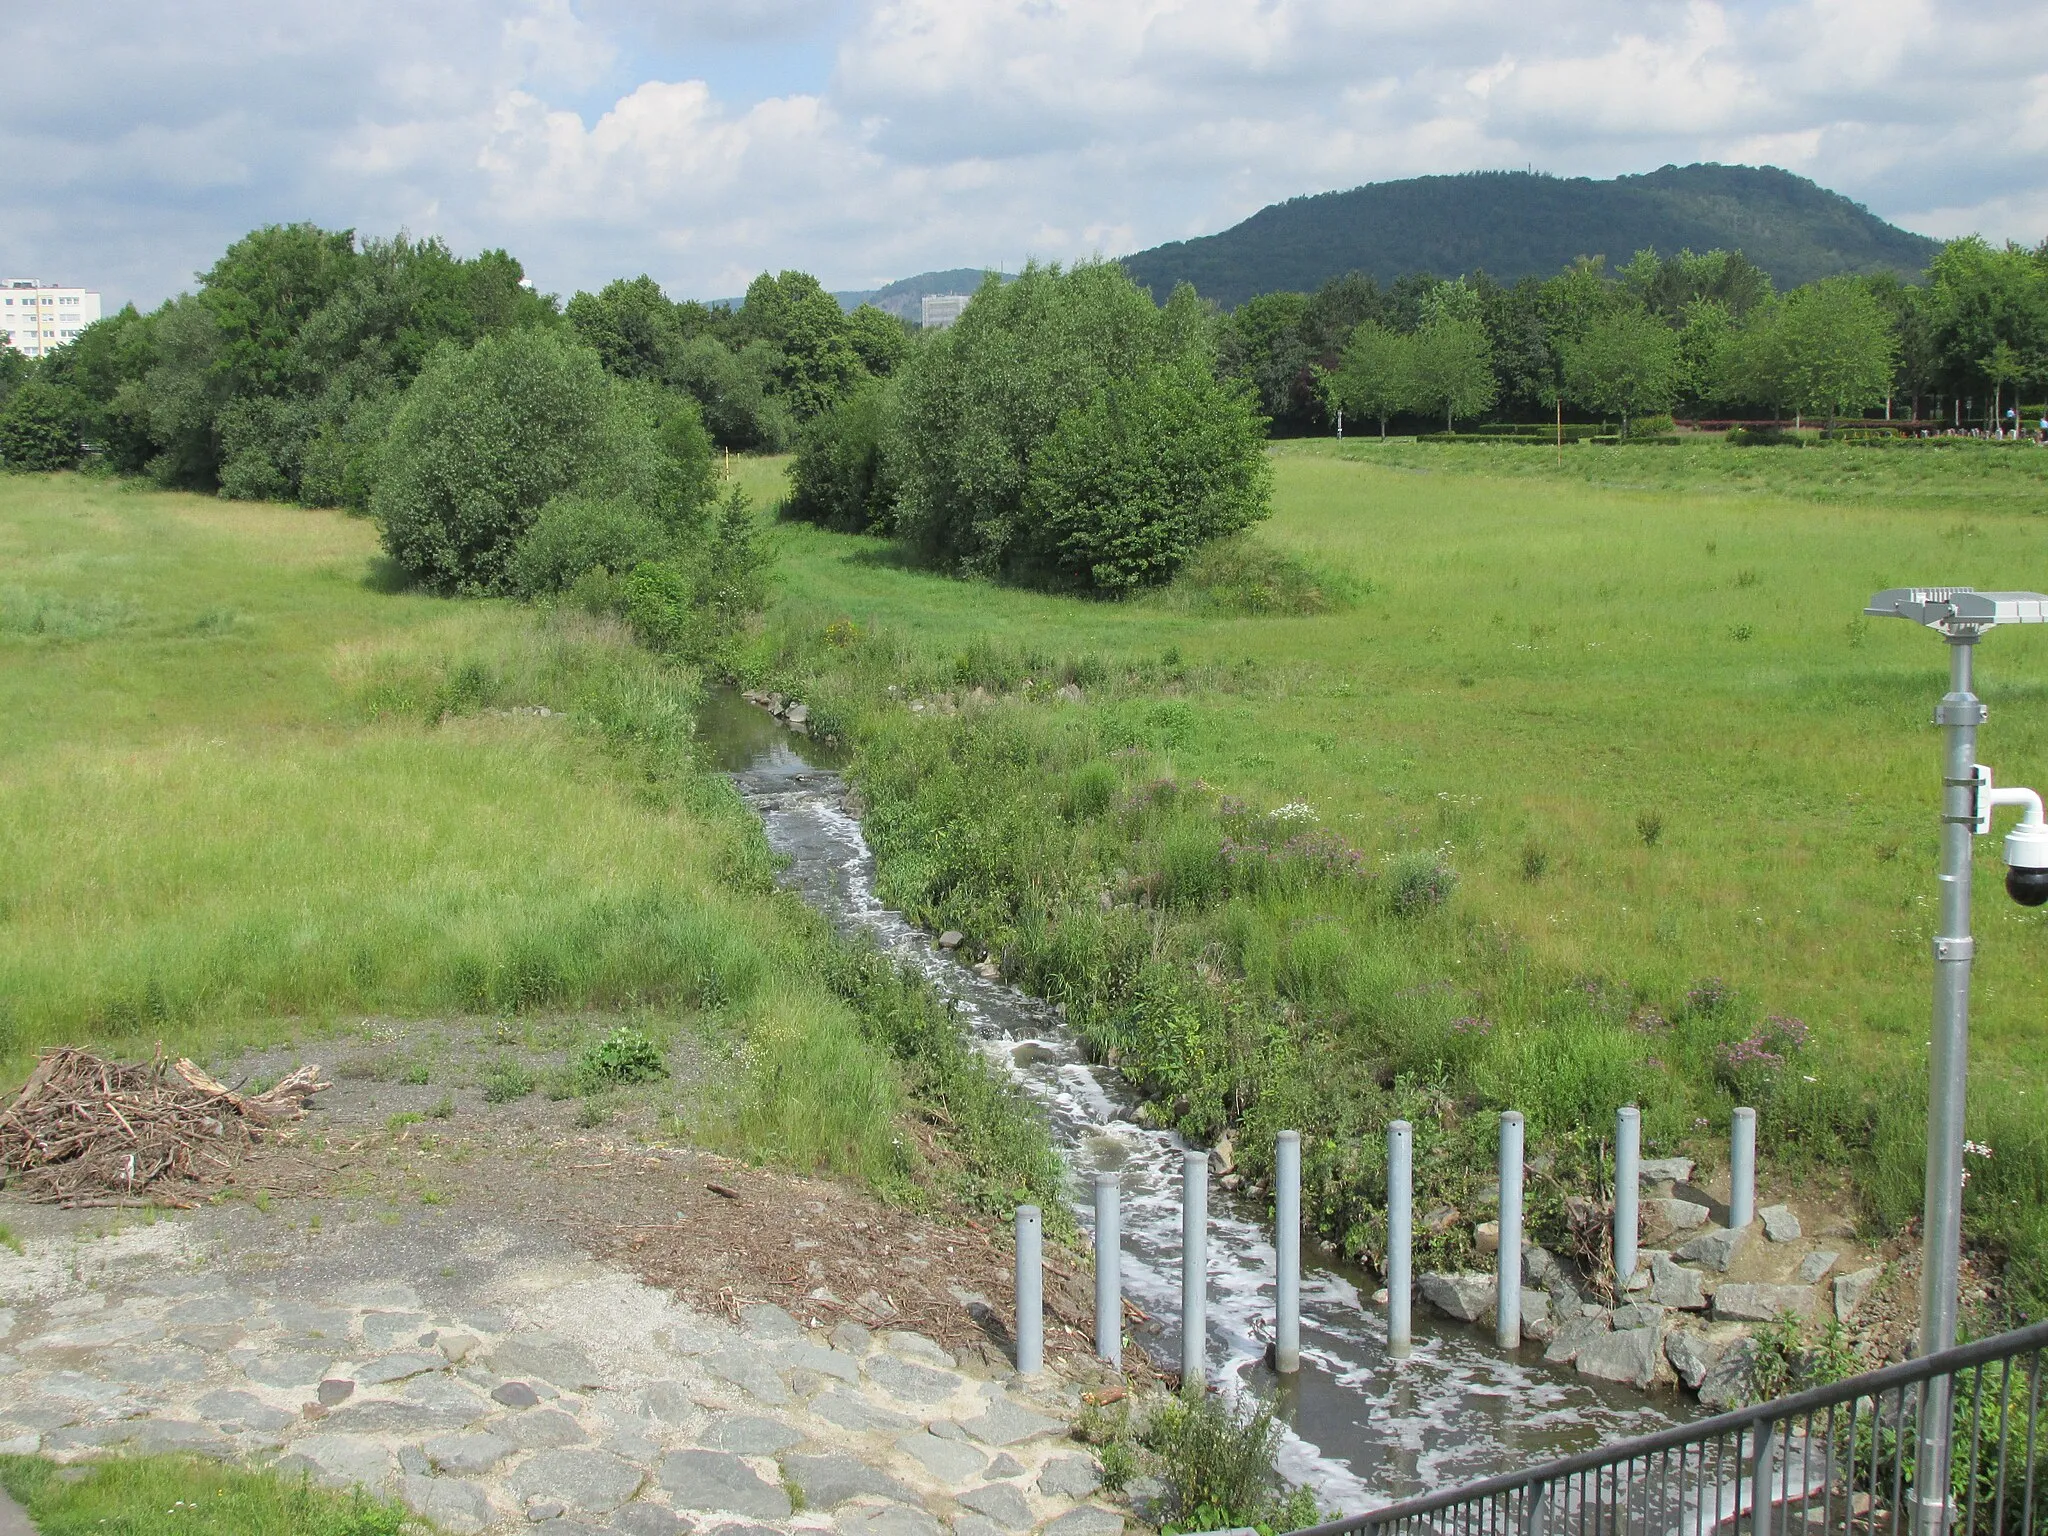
1773, 277, 1900, 427
0, 345, 30, 409
0, 380, 86, 470
1926, 237, 2048, 424
1562, 308, 1683, 431
1408, 316, 1496, 430
846, 304, 911, 378
737, 270, 862, 420
788, 379, 900, 534
1325, 321, 1416, 435
566, 275, 685, 381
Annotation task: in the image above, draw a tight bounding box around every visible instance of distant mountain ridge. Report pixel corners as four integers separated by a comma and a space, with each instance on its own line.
1117, 165, 1940, 307
704, 268, 1012, 318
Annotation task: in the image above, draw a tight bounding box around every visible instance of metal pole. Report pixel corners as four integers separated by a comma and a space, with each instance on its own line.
1275, 1131, 1301, 1374
1181, 1150, 1207, 1394
1751, 1417, 1777, 1536
1615, 1105, 1641, 1289
1093, 1173, 1120, 1368
1497, 1111, 1524, 1349
1014, 1205, 1042, 1376
1919, 633, 1981, 1532
1729, 1107, 1757, 1231
1388, 1120, 1413, 1359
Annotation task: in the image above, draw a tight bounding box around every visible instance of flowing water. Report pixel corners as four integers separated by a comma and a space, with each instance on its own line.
697, 689, 1687, 1513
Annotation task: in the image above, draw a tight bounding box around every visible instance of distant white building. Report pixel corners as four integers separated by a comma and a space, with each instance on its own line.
920, 293, 971, 330
2, 279, 102, 359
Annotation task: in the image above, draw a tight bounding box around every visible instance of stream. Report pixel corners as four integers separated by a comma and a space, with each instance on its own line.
696, 688, 1685, 1513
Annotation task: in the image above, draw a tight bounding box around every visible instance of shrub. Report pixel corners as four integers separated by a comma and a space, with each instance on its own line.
573, 1025, 669, 1092
1389, 850, 1458, 914
1141, 1394, 1321, 1536
510, 494, 674, 597
787, 378, 899, 533
0, 381, 86, 470
481, 1059, 537, 1102
1159, 533, 1354, 616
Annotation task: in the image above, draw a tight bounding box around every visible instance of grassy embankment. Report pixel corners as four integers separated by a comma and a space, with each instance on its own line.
0, 1454, 407, 1535
741, 439, 2048, 1311
0, 472, 1060, 1216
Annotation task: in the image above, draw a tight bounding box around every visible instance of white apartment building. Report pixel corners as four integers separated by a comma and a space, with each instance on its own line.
920, 293, 970, 330
3, 279, 102, 359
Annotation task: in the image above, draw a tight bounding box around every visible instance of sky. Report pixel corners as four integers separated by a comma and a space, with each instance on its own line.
6, 0, 2045, 312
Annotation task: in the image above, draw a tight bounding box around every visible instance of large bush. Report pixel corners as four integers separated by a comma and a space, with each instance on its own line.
0, 381, 87, 471
786, 379, 899, 533
372, 329, 704, 593
889, 262, 1267, 590
508, 495, 674, 598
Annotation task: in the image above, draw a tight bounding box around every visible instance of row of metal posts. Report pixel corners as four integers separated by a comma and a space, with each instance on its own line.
1010, 1107, 1758, 1379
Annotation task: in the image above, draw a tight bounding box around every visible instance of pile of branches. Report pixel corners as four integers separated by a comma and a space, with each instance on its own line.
0, 1048, 327, 1207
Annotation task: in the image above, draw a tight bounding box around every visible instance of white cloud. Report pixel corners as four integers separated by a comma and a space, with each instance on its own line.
3, 0, 2045, 310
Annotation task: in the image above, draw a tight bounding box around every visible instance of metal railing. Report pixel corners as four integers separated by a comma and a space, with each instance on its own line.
1293, 1320, 2048, 1536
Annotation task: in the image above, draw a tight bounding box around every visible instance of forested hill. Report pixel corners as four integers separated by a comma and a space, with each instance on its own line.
1120, 165, 1941, 306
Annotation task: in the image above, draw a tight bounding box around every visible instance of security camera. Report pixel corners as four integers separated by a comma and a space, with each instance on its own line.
1982, 772, 2048, 906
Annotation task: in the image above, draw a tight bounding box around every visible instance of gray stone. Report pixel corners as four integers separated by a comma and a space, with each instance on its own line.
739, 1304, 801, 1341
492, 1335, 607, 1391
36, 1314, 165, 1349
704, 1414, 804, 1455
812, 1390, 915, 1433
955, 1516, 1005, 1536
279, 1431, 397, 1489
1835, 1267, 1882, 1323
402, 1474, 495, 1535
1644, 1198, 1712, 1233
1759, 1205, 1802, 1243
195, 1389, 295, 1433
1649, 1254, 1708, 1310
164, 1293, 254, 1327
864, 1354, 963, 1404
612, 1507, 693, 1536
1675, 1226, 1748, 1273
1040, 1509, 1123, 1536
1665, 1330, 1727, 1391
496, 1381, 543, 1408
507, 1449, 645, 1515
784, 1340, 863, 1384
958, 1483, 1033, 1530
403, 1372, 492, 1418
317, 1377, 356, 1406
986, 1455, 1025, 1480
885, 1331, 956, 1368
271, 1301, 354, 1337
363, 1311, 433, 1351
839, 1503, 944, 1536
1419, 1272, 1496, 1324
930, 1420, 968, 1442
782, 1451, 918, 1508
399, 1446, 431, 1477
705, 1525, 784, 1536
938, 931, 966, 950
1520, 1289, 1550, 1328
704, 1347, 791, 1405
1638, 1158, 1696, 1187
1798, 1251, 1841, 1285
899, 1429, 988, 1483
960, 1397, 1062, 1447
605, 1428, 664, 1464
354, 1350, 445, 1385
333, 1282, 423, 1309
637, 1383, 696, 1425
1035, 1457, 1100, 1500
505, 1409, 592, 1449
1698, 1338, 1759, 1411
426, 1430, 515, 1474
245, 1349, 336, 1388
1576, 1328, 1662, 1389
1714, 1283, 1817, 1323
1541, 1315, 1610, 1366
111, 1348, 210, 1386
658, 1449, 792, 1518
526, 1501, 568, 1522
1610, 1303, 1666, 1332
830, 1323, 873, 1357
325, 1398, 473, 1436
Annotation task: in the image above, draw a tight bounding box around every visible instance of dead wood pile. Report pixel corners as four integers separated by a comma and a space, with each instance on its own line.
0, 1048, 327, 1207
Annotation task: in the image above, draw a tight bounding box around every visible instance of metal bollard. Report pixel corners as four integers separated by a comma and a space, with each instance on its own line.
1496, 1111, 1524, 1349
1614, 1105, 1641, 1289
1275, 1131, 1301, 1375
1181, 1150, 1208, 1394
1015, 1204, 1043, 1376
1730, 1106, 1757, 1231
1094, 1173, 1121, 1368
1388, 1120, 1413, 1359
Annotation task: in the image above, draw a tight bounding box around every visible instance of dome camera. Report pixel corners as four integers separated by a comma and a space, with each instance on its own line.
2005, 817, 2048, 907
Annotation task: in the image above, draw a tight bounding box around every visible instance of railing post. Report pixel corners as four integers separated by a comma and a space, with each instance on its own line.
1182, 1149, 1207, 1395
1749, 1416, 1776, 1536
1275, 1130, 1301, 1374
1388, 1119, 1413, 1360
1730, 1106, 1757, 1230
1015, 1204, 1042, 1375
1497, 1111, 1525, 1349
1094, 1172, 1120, 1368
1521, 1481, 1551, 1536
1615, 1105, 1641, 1289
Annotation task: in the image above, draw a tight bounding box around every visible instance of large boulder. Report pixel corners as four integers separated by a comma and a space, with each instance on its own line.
1419, 1272, 1497, 1324
1834, 1266, 1883, 1322
1676, 1225, 1748, 1273
1576, 1328, 1663, 1389
1649, 1254, 1709, 1310
1698, 1337, 1759, 1411
1714, 1283, 1817, 1323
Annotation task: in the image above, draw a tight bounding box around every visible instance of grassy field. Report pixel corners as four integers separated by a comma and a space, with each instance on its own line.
0, 1454, 406, 1535
748, 438, 2048, 1297
0, 472, 1062, 1215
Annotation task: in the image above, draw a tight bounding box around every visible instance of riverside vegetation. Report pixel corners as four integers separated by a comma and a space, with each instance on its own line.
739, 437, 2048, 1323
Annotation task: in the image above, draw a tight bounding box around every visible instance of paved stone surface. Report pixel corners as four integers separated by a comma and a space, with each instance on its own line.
958, 1482, 1034, 1530
703, 1413, 804, 1455
504, 1409, 590, 1448
839, 1503, 945, 1536
863, 1354, 962, 1404
1575, 1328, 1662, 1389
814, 1391, 917, 1433
612, 1506, 693, 1536
427, 1429, 517, 1474
782, 1450, 919, 1508
1713, 1283, 1817, 1322
490, 1335, 607, 1391
402, 1473, 497, 1534
899, 1428, 989, 1483
1036, 1456, 1100, 1500
1040, 1507, 1124, 1536
659, 1450, 793, 1519
960, 1397, 1063, 1448
704, 1347, 792, 1405
505, 1448, 644, 1514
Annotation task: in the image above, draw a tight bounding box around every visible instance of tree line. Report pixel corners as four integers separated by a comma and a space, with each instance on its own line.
1236, 239, 2048, 435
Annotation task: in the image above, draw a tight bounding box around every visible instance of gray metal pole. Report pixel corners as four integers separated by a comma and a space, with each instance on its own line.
1387, 1120, 1413, 1359
1614, 1105, 1640, 1289
1918, 633, 1981, 1533
1729, 1106, 1757, 1230
1094, 1173, 1120, 1368
1750, 1417, 1777, 1536
1181, 1150, 1207, 1394
1275, 1131, 1301, 1374
1496, 1111, 1524, 1349
1014, 1204, 1042, 1376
